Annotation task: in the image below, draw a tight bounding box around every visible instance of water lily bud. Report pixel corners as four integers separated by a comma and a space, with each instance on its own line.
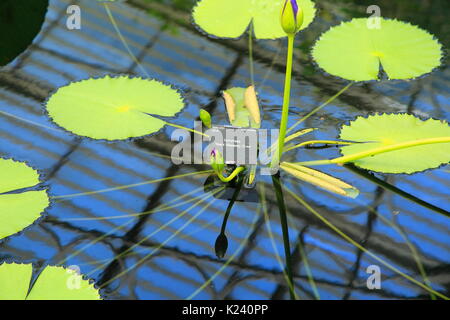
222, 91, 236, 123
210, 149, 224, 173
280, 0, 304, 34
215, 233, 228, 259
199, 109, 212, 128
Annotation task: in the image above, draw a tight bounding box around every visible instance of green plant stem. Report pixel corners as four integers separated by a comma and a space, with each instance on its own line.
295, 137, 450, 167
248, 22, 255, 87
103, 3, 149, 77
286, 83, 353, 134
285, 140, 355, 152
220, 175, 244, 234
277, 33, 296, 162
272, 173, 295, 300
164, 122, 209, 137
217, 166, 245, 183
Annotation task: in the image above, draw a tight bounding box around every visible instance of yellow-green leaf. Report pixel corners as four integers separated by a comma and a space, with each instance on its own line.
312, 18, 443, 81
193, 0, 316, 39
0, 263, 32, 300
339, 114, 450, 173
0, 263, 101, 300
46, 75, 185, 140
0, 159, 49, 240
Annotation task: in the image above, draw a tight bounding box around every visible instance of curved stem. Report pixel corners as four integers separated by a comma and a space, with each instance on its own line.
277, 34, 296, 161
217, 166, 245, 183
295, 137, 450, 167
220, 175, 244, 234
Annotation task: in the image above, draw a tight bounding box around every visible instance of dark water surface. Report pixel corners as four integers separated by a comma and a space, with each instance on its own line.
0, 0, 449, 299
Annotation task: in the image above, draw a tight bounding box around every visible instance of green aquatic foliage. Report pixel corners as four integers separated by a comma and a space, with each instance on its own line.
0, 159, 49, 240
0, 263, 101, 300
193, 0, 316, 39
312, 18, 443, 81
45, 75, 185, 140
339, 114, 450, 174
0, 0, 48, 66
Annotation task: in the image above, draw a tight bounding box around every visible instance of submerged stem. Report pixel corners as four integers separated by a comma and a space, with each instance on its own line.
272, 173, 295, 300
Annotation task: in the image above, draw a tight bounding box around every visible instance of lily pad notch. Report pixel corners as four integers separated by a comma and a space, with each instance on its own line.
0, 158, 49, 240
312, 18, 443, 81
192, 0, 316, 39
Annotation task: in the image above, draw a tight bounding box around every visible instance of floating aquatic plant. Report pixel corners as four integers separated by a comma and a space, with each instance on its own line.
312, 18, 443, 81
338, 114, 450, 173
193, 0, 316, 39
0, 0, 48, 66
45, 75, 185, 140
0, 159, 49, 240
0, 263, 100, 300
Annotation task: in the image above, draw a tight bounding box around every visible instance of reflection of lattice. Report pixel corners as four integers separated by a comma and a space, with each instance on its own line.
0, 0, 448, 300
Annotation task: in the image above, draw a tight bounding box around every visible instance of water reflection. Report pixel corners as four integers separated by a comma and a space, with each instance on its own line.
0, 0, 448, 300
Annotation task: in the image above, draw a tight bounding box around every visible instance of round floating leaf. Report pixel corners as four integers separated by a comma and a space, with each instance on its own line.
46, 76, 185, 140
0, 263, 101, 300
312, 18, 443, 81
193, 0, 316, 39
339, 114, 450, 173
0, 159, 49, 240
0, 0, 48, 66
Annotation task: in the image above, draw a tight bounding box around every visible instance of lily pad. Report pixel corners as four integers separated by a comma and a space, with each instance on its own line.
312, 18, 443, 81
339, 114, 450, 173
193, 0, 316, 39
45, 76, 185, 140
0, 159, 49, 240
0, 263, 101, 300
0, 0, 48, 66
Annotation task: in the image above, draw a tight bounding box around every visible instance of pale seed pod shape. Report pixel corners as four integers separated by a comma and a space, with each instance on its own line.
222, 91, 236, 123
244, 85, 261, 125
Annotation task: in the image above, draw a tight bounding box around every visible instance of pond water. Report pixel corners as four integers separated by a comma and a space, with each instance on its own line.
0, 0, 449, 299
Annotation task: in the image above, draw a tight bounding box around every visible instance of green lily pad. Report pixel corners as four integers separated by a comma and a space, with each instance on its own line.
45, 76, 185, 140
339, 114, 450, 173
193, 0, 316, 39
0, 0, 48, 66
0, 159, 49, 240
0, 263, 101, 300
312, 18, 443, 81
